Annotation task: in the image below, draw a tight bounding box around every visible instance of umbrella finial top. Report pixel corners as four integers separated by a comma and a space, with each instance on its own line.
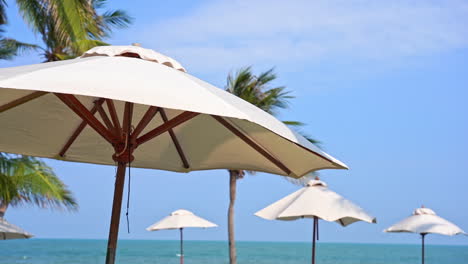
307, 179, 327, 187
81, 45, 186, 72
170, 209, 194, 216
413, 207, 436, 216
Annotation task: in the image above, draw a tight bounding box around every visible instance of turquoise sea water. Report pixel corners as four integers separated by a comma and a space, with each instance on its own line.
0, 239, 467, 264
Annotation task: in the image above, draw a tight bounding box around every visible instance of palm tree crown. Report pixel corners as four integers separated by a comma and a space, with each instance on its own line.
0, 0, 132, 61
0, 153, 77, 217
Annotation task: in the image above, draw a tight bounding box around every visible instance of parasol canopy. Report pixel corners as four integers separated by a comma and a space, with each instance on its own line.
0, 217, 33, 240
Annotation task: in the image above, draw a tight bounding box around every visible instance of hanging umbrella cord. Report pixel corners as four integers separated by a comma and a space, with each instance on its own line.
126, 158, 131, 233
125, 126, 133, 234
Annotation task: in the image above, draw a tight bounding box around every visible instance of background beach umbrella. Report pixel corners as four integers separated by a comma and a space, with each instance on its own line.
147, 209, 217, 264
385, 206, 466, 264
0, 217, 33, 240
255, 178, 376, 264
0, 45, 347, 264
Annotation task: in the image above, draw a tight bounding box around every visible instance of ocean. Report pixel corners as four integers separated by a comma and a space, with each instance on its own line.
0, 239, 467, 264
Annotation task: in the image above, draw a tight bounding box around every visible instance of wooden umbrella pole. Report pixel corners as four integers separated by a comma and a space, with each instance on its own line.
105, 161, 127, 264
180, 228, 184, 264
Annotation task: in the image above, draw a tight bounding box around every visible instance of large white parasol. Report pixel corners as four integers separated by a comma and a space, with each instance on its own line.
0, 45, 347, 264
255, 178, 376, 264
385, 206, 466, 264
147, 209, 217, 264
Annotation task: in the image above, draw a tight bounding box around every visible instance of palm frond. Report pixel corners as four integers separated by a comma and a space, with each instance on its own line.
282, 120, 305, 127
100, 10, 132, 31
0, 153, 77, 210
0, 37, 40, 60
0, 0, 7, 25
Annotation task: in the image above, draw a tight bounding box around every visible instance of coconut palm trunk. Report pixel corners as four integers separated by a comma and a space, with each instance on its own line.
225, 67, 317, 264
228, 170, 240, 264
0, 201, 7, 218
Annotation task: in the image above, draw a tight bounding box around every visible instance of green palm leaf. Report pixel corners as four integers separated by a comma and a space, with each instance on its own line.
0, 153, 77, 211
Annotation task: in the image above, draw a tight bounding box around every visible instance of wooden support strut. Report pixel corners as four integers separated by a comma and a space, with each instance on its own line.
132, 106, 160, 139
211, 115, 292, 175
55, 94, 118, 144
59, 99, 105, 157
160, 109, 190, 169
0, 91, 48, 113
106, 99, 122, 140
136, 111, 200, 146
96, 103, 115, 131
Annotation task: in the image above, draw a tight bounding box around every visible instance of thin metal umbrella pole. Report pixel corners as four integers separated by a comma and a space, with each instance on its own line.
105, 162, 128, 264
421, 233, 426, 264
180, 228, 184, 264
312, 216, 318, 264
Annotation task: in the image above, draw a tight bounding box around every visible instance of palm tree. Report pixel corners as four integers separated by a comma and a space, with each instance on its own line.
0, 1, 38, 60
0, 0, 132, 61
225, 67, 318, 264
0, 153, 77, 218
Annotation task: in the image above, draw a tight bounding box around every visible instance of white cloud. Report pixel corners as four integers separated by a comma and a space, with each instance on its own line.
141, 0, 468, 73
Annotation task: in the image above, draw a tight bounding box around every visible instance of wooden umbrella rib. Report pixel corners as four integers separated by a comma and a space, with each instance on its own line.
55, 93, 117, 144
136, 111, 200, 146
106, 99, 122, 138
0, 91, 48, 113
96, 103, 115, 132
211, 115, 292, 175
122, 102, 134, 135
160, 109, 190, 169
132, 106, 160, 139
59, 99, 104, 157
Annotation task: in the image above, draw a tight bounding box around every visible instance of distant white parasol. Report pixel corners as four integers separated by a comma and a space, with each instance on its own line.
147, 209, 217, 264
255, 178, 376, 264
0, 217, 33, 240
385, 206, 466, 264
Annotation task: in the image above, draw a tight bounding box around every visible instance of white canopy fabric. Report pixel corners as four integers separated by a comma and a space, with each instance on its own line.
0, 217, 33, 240
255, 179, 376, 226
385, 207, 466, 236
146, 209, 217, 231
0, 45, 347, 178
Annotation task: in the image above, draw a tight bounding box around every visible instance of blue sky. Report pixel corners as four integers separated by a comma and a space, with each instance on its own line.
2, 0, 468, 245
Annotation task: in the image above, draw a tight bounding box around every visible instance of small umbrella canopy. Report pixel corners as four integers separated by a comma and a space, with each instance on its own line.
0, 45, 347, 264
255, 178, 376, 264
0, 217, 33, 240
255, 179, 376, 226
385, 207, 466, 236
385, 207, 466, 264
147, 209, 216, 264
146, 209, 217, 231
